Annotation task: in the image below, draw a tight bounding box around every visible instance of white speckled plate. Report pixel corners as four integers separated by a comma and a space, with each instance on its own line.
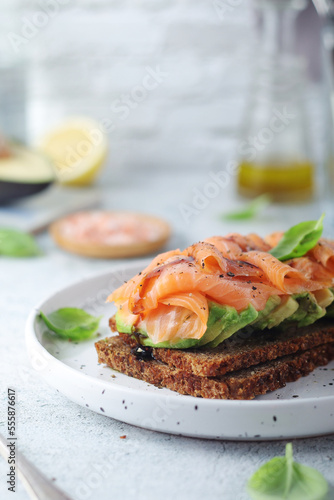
25, 264, 334, 440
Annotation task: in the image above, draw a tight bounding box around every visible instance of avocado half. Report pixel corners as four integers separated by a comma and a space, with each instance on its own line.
0, 142, 55, 204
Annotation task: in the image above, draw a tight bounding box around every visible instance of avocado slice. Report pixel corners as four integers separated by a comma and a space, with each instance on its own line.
255, 296, 299, 330
325, 288, 334, 318
204, 304, 258, 349
287, 293, 310, 324
287, 292, 327, 327
313, 288, 334, 309
250, 295, 282, 330
197, 302, 240, 347
115, 311, 136, 335
141, 337, 199, 349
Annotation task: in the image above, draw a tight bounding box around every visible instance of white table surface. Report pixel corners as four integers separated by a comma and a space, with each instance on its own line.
0, 170, 333, 500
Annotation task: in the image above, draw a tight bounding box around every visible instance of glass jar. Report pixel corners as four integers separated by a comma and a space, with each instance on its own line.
237, 0, 315, 202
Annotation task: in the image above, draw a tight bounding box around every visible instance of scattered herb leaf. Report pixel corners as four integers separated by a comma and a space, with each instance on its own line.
247, 443, 329, 500
0, 228, 41, 257
269, 214, 325, 261
221, 194, 272, 221
40, 308, 102, 341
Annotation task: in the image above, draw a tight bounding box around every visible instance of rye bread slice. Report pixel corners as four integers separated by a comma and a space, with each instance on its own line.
95, 335, 334, 400
110, 318, 334, 377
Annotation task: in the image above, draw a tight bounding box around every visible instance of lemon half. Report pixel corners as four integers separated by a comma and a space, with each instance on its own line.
39, 117, 108, 185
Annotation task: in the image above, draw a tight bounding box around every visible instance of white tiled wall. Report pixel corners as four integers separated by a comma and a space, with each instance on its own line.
0, 0, 323, 181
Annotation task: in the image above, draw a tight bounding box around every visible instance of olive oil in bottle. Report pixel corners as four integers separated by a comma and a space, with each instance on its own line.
238, 161, 314, 201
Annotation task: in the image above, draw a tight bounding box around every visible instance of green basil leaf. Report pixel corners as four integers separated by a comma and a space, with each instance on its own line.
221, 194, 272, 221
247, 443, 329, 500
40, 308, 102, 341
269, 214, 325, 261
0, 228, 41, 257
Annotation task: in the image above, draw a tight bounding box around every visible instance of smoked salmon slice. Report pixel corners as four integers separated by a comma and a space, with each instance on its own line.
265, 231, 284, 247
204, 236, 244, 258
120, 258, 281, 315
308, 239, 334, 273
265, 232, 334, 278
140, 292, 209, 344
236, 251, 328, 294
188, 241, 265, 278
225, 233, 272, 252
107, 229, 334, 346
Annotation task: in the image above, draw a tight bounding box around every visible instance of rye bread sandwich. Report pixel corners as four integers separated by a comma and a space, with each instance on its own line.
95, 217, 334, 399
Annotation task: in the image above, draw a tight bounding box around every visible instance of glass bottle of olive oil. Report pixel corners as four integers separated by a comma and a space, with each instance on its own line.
238, 161, 314, 201
237, 0, 315, 202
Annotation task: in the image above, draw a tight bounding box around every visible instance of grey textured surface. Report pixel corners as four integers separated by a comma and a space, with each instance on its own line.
0, 171, 334, 500
0, 1, 333, 498
0, 0, 323, 177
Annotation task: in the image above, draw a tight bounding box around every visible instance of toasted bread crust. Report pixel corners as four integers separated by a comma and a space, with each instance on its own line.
109, 317, 334, 377
151, 322, 334, 377
95, 336, 334, 400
